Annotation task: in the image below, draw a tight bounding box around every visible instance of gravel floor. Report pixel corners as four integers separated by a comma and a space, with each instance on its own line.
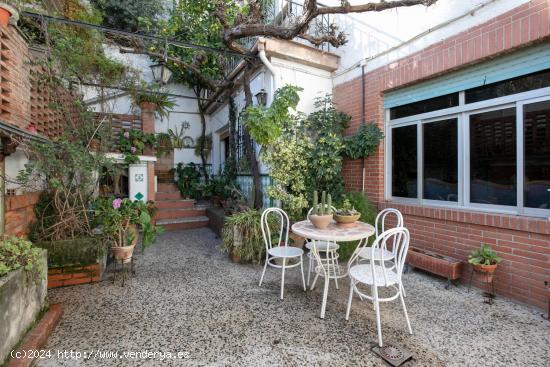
41, 228, 550, 366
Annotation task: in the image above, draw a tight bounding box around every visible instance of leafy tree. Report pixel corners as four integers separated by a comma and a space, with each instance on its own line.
90, 0, 166, 33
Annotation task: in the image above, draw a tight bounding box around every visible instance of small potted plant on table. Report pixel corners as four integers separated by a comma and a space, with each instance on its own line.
308, 190, 333, 229
334, 199, 361, 228
468, 244, 502, 282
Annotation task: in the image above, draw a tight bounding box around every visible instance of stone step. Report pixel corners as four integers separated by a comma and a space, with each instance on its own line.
156, 191, 182, 201
157, 183, 179, 193
155, 199, 195, 209
156, 216, 209, 231
154, 208, 206, 220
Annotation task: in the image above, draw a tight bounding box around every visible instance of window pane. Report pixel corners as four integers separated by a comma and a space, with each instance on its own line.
390, 93, 459, 120
465, 69, 550, 104
392, 125, 417, 198
470, 108, 517, 206
423, 119, 458, 201
524, 100, 550, 209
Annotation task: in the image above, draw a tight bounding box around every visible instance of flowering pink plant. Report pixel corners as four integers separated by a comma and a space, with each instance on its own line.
112, 198, 123, 209
123, 131, 130, 139
130, 146, 137, 153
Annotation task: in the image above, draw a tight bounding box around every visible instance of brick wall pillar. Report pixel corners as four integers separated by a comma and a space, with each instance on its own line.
147, 161, 155, 202
140, 102, 156, 134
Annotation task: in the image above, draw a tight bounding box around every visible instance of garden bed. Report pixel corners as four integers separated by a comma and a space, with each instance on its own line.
36, 237, 106, 289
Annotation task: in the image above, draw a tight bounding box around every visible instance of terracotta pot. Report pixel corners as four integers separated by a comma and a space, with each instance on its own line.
308, 214, 333, 229
473, 263, 498, 282
229, 248, 241, 263
289, 231, 305, 249
334, 213, 361, 228
0, 6, 11, 27
139, 101, 157, 112
111, 244, 136, 264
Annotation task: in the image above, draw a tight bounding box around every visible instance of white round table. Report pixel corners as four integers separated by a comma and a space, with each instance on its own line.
291, 220, 375, 318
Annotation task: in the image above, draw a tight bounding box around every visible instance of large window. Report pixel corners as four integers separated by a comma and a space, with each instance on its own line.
386, 69, 550, 217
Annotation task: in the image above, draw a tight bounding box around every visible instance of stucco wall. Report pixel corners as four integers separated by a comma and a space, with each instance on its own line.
0, 250, 47, 365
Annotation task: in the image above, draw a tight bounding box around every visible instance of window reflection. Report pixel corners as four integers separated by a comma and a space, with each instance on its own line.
524, 101, 550, 209
470, 108, 517, 206
423, 119, 458, 201
392, 125, 417, 198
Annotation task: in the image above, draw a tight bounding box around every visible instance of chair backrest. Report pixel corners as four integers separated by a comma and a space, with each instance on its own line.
375, 208, 404, 237
371, 227, 410, 286
261, 208, 289, 251
307, 205, 337, 216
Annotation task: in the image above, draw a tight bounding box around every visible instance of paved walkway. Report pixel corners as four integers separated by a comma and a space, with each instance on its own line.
41, 229, 550, 366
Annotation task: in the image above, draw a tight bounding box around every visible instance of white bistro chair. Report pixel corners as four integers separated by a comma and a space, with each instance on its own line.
346, 227, 412, 347
259, 208, 306, 300
305, 205, 339, 288
356, 208, 407, 296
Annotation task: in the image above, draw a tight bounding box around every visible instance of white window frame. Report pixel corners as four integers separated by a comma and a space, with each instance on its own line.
385, 86, 550, 218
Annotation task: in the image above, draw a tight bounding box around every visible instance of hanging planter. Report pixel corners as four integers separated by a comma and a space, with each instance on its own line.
0, 3, 19, 27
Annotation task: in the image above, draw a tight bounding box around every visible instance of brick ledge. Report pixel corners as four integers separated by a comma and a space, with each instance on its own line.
379, 201, 550, 235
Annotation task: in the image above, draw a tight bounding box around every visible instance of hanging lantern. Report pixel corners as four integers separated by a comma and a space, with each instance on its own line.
255, 89, 268, 106
150, 63, 173, 85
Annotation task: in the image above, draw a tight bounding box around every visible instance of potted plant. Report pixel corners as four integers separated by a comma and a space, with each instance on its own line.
129, 84, 176, 121
334, 199, 361, 228
308, 191, 333, 229
221, 209, 268, 264
94, 197, 161, 262
468, 244, 502, 282
0, 2, 19, 27
118, 129, 158, 163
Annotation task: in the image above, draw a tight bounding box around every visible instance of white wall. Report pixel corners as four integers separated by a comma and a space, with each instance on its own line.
85, 46, 204, 168
4, 149, 31, 193
330, 0, 529, 85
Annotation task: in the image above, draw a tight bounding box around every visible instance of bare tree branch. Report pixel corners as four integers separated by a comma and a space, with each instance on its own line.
219, 0, 438, 51
119, 47, 232, 91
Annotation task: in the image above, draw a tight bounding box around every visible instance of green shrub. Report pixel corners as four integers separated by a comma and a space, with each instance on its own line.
336, 192, 377, 261
0, 237, 44, 278
36, 237, 105, 268
221, 209, 279, 264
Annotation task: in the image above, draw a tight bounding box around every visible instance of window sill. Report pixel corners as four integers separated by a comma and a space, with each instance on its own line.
379, 200, 550, 235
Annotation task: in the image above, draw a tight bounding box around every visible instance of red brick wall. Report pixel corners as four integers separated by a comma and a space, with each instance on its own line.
0, 25, 31, 129
334, 0, 550, 309
5, 192, 40, 237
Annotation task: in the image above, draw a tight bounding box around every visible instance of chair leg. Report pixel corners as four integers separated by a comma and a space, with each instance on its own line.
373, 285, 383, 347
399, 290, 413, 335
300, 255, 306, 291
400, 282, 407, 298
259, 257, 268, 286
280, 258, 286, 300
331, 251, 339, 290
320, 273, 330, 319
345, 280, 354, 320
310, 272, 319, 290
307, 254, 312, 287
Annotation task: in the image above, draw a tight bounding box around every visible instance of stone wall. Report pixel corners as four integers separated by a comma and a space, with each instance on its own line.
0, 250, 47, 365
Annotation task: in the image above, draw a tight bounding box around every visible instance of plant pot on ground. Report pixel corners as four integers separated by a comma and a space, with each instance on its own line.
468, 244, 502, 283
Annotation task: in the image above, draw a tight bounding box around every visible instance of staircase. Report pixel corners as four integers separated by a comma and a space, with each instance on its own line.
155, 183, 209, 231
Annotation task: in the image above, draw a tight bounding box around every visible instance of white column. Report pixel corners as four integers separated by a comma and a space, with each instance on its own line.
128, 163, 148, 202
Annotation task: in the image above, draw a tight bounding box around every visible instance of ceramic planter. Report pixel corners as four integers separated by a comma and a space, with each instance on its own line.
111, 244, 136, 264
473, 263, 498, 282
0, 3, 18, 27
334, 213, 361, 228
308, 214, 333, 229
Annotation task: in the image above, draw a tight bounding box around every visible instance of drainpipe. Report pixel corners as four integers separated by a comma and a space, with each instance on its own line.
360, 61, 366, 193
258, 39, 278, 102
